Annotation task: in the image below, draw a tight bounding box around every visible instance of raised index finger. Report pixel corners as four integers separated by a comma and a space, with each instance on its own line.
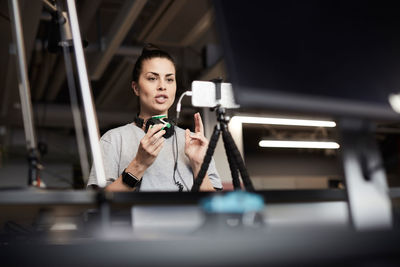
194, 112, 204, 135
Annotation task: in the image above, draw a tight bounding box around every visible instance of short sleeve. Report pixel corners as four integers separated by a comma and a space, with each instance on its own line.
86, 133, 120, 188
207, 157, 223, 190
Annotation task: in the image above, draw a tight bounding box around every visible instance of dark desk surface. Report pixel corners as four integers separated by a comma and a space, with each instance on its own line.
0, 188, 350, 205
1, 188, 399, 206
1, 227, 400, 266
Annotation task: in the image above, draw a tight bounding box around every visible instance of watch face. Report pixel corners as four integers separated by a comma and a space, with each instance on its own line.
122, 170, 139, 188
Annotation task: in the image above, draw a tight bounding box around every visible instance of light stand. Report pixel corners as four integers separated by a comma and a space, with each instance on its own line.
191, 80, 254, 192
50, 0, 91, 181
8, 0, 41, 186
65, 0, 107, 187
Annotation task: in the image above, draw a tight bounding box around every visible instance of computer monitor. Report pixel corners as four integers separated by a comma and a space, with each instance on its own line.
214, 0, 400, 120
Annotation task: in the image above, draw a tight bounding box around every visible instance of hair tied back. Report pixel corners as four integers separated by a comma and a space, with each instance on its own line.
142, 43, 162, 54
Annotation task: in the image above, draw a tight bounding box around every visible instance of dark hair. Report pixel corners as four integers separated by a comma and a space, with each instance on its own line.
131, 43, 176, 82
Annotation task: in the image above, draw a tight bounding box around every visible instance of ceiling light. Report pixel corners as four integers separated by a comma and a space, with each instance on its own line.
389, 93, 400, 113
231, 116, 336, 127
259, 140, 340, 149
50, 222, 78, 231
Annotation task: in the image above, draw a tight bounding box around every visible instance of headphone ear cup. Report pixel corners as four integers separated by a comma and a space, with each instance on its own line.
164, 118, 175, 138
145, 117, 175, 139
163, 124, 174, 138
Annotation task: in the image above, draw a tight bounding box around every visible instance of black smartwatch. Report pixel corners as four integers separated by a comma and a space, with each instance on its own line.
122, 169, 141, 188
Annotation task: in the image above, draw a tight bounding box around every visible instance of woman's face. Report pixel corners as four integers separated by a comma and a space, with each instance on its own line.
132, 57, 176, 118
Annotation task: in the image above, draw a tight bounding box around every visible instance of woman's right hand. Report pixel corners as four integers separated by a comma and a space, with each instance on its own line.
106, 124, 166, 192
133, 123, 166, 170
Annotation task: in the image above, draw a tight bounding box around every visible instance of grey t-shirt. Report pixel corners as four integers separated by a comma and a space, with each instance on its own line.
87, 123, 222, 191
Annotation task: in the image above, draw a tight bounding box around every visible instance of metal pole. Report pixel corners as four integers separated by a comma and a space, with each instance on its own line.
8, 0, 37, 151
66, 0, 106, 187
55, 3, 90, 182
9, 0, 41, 186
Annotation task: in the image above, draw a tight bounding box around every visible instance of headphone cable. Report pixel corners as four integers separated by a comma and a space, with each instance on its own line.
172, 127, 189, 192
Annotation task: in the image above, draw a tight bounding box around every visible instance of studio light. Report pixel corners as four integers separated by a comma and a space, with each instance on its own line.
231, 116, 336, 127
259, 140, 340, 149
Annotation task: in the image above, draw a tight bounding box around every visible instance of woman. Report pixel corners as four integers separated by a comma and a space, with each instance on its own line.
87, 44, 222, 191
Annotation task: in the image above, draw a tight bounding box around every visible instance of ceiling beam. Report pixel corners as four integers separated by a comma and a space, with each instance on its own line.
77, 0, 102, 35
89, 0, 147, 80
143, 0, 187, 43
33, 41, 143, 57
181, 9, 213, 46
137, 0, 172, 41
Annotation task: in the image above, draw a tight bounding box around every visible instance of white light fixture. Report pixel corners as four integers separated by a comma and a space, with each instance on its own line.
231, 116, 336, 127
259, 140, 340, 149
50, 222, 78, 231
389, 93, 400, 114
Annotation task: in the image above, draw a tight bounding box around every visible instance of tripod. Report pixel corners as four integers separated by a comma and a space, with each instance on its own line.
191, 106, 254, 192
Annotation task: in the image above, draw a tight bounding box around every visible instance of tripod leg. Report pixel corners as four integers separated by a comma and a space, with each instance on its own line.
222, 132, 241, 190
222, 129, 255, 191
191, 125, 221, 192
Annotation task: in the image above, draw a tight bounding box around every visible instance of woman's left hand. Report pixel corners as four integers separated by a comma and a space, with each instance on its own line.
185, 112, 208, 167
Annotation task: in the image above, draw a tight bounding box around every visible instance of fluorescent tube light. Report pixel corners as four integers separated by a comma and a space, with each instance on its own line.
259, 140, 340, 149
50, 222, 78, 231
231, 116, 336, 127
